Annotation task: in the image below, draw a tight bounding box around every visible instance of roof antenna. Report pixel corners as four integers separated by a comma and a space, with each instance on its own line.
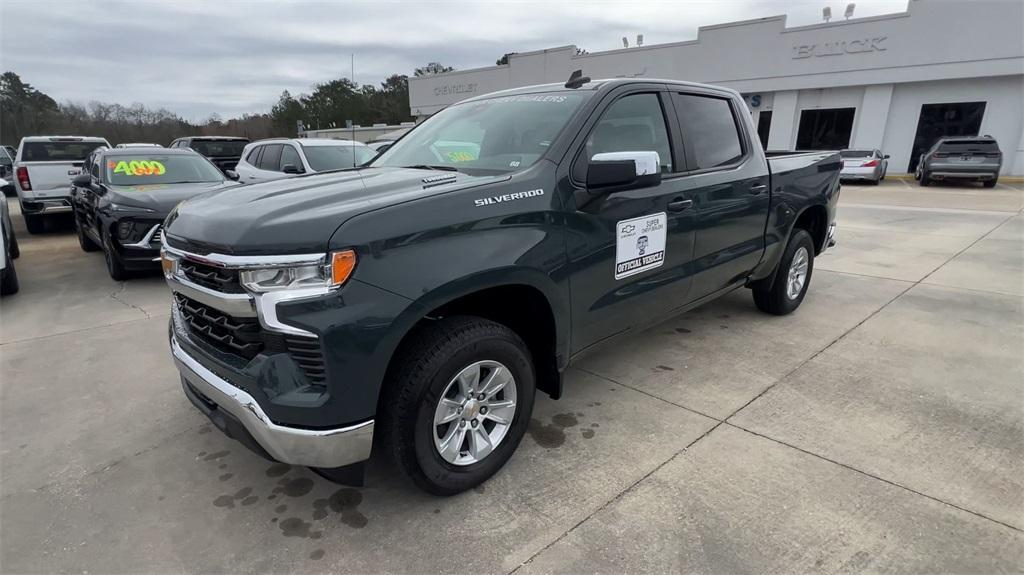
565, 69, 590, 89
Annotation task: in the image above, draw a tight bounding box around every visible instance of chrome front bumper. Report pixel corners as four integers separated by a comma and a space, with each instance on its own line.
171, 336, 374, 468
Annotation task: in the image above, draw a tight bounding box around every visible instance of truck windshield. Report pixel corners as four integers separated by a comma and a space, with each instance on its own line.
105, 154, 225, 186
371, 92, 591, 174
303, 145, 377, 171
190, 140, 248, 157
22, 141, 106, 162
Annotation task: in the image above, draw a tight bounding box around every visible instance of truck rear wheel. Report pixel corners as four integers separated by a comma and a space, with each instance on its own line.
381, 316, 535, 495
753, 229, 814, 316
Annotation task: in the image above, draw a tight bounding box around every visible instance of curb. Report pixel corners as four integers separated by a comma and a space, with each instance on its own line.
882, 173, 1024, 183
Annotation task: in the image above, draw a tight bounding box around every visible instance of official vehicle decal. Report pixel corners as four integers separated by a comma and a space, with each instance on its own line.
615, 213, 666, 280
474, 188, 544, 207
108, 159, 166, 176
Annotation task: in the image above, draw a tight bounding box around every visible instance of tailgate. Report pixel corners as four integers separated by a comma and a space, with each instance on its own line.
19, 162, 84, 193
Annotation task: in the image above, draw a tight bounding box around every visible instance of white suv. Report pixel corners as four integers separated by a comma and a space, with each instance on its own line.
234, 138, 377, 183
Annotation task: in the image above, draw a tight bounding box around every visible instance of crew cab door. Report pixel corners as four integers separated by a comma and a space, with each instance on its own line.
667, 90, 770, 299
562, 86, 697, 352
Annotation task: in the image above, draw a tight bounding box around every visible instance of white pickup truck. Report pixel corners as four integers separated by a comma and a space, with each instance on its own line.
14, 136, 110, 233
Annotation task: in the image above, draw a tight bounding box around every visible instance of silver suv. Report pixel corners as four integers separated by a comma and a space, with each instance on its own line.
916, 136, 1002, 188
234, 138, 376, 184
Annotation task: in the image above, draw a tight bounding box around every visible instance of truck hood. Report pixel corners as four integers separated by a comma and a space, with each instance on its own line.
107, 181, 240, 214
164, 167, 504, 255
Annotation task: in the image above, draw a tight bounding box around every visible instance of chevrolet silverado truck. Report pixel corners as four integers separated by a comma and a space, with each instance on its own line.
14, 136, 111, 233
162, 76, 841, 495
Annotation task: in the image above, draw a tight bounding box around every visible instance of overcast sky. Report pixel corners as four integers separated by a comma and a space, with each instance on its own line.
2, 0, 908, 121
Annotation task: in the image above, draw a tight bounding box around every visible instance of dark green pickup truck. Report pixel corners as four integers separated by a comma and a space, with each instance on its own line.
162, 77, 841, 494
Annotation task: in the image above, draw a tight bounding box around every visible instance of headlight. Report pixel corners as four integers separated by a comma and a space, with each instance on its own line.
239, 249, 357, 293
110, 202, 155, 213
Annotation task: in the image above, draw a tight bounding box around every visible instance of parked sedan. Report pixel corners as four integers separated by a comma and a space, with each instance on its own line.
70, 148, 240, 280
916, 136, 1002, 187
234, 138, 376, 183
840, 149, 888, 185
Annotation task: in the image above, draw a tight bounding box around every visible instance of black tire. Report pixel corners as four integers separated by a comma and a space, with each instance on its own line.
380, 316, 535, 495
23, 213, 45, 234
753, 228, 815, 316
868, 177, 880, 186
1, 251, 18, 296
983, 178, 997, 189
9, 232, 18, 259
75, 216, 99, 252
919, 172, 932, 186
103, 232, 128, 281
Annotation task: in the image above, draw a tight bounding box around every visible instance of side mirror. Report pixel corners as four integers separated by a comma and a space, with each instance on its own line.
587, 151, 662, 193
73, 174, 93, 187
282, 164, 303, 175
224, 170, 240, 181
883, 154, 890, 159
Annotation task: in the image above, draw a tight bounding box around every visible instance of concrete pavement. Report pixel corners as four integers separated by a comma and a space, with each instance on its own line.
1, 180, 1021, 573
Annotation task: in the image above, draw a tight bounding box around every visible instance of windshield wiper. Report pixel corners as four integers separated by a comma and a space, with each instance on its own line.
401, 164, 459, 172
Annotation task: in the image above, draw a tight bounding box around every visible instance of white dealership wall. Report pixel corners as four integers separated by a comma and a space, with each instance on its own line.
408, 0, 1024, 175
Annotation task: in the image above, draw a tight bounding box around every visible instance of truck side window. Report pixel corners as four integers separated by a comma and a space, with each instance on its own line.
584, 93, 674, 174
673, 93, 744, 169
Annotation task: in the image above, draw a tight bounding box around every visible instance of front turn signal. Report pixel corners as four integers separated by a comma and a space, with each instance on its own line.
330, 250, 357, 286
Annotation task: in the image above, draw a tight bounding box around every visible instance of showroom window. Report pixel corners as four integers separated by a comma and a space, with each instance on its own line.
796, 108, 855, 150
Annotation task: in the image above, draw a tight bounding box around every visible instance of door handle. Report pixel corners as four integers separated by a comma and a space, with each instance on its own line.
749, 184, 768, 194
667, 198, 693, 212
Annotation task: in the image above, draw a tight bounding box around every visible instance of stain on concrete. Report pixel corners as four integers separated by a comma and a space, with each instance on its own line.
241, 496, 258, 506
551, 413, 579, 428
218, 473, 233, 482
279, 517, 314, 538
233, 487, 252, 499
266, 463, 291, 477
203, 450, 230, 461
575, 411, 585, 417
198, 426, 212, 435
656, 365, 675, 371
275, 504, 288, 514
218, 464, 227, 470
213, 495, 235, 509
528, 418, 565, 448
433, 509, 440, 514
268, 494, 277, 500
271, 517, 278, 523
197, 451, 207, 458
591, 423, 600, 428
158, 496, 165, 501
473, 484, 486, 494
328, 488, 367, 528
310, 549, 325, 560
282, 477, 314, 497
581, 429, 596, 439
675, 327, 692, 334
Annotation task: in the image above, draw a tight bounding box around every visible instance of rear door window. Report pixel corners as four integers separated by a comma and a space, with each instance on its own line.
257, 144, 283, 171
21, 141, 106, 162
672, 93, 745, 169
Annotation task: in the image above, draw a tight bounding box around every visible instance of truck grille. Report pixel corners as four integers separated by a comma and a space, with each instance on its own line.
175, 293, 326, 384
180, 259, 245, 293
175, 293, 263, 359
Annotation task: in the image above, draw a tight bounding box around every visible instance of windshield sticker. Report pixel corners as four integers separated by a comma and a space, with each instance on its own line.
615, 213, 666, 280
108, 159, 166, 176
446, 151, 476, 162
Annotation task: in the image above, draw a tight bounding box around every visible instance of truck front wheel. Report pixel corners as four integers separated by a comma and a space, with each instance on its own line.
753, 229, 814, 315
381, 316, 536, 495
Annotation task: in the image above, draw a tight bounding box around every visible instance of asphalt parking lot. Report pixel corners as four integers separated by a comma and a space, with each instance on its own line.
1, 179, 1022, 573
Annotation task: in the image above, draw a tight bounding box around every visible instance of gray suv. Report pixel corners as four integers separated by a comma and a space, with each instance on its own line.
916, 136, 1002, 188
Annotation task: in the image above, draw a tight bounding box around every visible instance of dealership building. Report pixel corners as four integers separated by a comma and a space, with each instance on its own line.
408, 0, 1024, 176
